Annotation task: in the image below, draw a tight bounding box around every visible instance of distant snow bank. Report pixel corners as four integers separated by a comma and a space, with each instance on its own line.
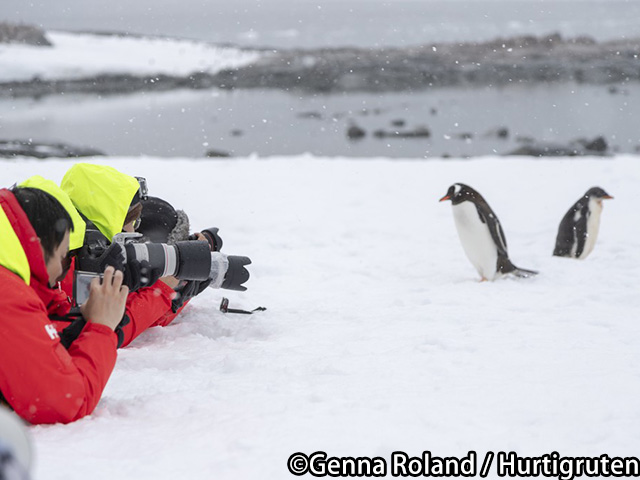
0, 31, 263, 82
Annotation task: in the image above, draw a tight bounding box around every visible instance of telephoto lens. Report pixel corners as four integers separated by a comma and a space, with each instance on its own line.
209, 253, 251, 291
197, 227, 223, 252
123, 240, 251, 291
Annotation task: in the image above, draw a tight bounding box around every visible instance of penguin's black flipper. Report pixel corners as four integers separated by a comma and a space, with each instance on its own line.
573, 211, 589, 258
553, 199, 588, 257
475, 203, 509, 257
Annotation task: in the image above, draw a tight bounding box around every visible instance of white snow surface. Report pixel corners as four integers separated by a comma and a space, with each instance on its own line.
0, 32, 262, 82
1, 155, 640, 479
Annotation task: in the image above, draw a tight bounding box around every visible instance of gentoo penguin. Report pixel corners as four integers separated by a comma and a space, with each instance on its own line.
553, 186, 613, 259
440, 183, 538, 281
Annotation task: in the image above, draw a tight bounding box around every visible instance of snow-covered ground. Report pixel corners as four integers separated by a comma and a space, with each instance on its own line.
0, 32, 262, 82
2, 155, 640, 479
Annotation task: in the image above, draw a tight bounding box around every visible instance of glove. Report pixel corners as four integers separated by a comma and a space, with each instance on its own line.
75, 240, 125, 273
123, 259, 163, 292
171, 278, 212, 313
114, 314, 131, 348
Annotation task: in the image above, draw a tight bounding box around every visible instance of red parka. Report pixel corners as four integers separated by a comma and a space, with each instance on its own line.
58, 259, 178, 347
58, 163, 181, 348
0, 189, 118, 425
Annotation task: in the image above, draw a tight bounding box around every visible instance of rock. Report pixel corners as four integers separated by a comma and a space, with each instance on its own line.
206, 149, 231, 157
347, 124, 366, 140
230, 129, 243, 137
506, 144, 585, 157
297, 111, 323, 120
391, 119, 406, 127
0, 22, 52, 46
507, 135, 609, 157
0, 139, 104, 159
373, 126, 431, 139
582, 136, 608, 153
454, 132, 474, 140
485, 127, 509, 139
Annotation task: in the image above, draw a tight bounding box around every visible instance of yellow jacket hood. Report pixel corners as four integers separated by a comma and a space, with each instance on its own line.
19, 175, 86, 251
0, 202, 30, 284
61, 164, 140, 241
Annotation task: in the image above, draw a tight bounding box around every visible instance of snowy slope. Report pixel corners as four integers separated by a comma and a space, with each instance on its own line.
1, 155, 639, 479
0, 32, 262, 82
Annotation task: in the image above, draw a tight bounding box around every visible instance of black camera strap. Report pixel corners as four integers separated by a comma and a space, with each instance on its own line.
219, 297, 266, 315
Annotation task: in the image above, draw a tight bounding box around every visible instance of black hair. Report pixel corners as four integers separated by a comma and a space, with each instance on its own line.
11, 186, 74, 262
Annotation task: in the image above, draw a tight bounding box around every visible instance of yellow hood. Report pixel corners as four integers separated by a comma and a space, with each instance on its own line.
19, 175, 86, 251
0, 205, 30, 285
61, 163, 140, 241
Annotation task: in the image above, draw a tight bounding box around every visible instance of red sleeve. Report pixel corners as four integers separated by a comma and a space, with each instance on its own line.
0, 272, 117, 425
118, 281, 176, 348
62, 259, 178, 347
150, 298, 191, 329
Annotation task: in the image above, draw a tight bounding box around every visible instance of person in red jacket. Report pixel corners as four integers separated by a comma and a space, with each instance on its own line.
0, 186, 128, 425
59, 163, 182, 348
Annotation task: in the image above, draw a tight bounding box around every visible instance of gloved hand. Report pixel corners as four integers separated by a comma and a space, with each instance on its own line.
75, 239, 125, 274
171, 278, 212, 312
123, 259, 163, 292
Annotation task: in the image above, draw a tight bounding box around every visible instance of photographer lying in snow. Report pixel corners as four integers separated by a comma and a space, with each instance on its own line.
0, 186, 127, 424
55, 163, 251, 347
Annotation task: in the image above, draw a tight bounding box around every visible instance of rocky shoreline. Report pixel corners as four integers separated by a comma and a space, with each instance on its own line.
2, 31, 640, 98
1, 25, 638, 159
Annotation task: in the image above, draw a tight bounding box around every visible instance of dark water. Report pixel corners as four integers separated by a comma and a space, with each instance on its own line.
2, 0, 640, 158
2, 83, 638, 158
3, 0, 640, 49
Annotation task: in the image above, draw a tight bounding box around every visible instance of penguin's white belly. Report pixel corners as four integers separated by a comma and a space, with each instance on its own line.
580, 198, 603, 259
452, 202, 499, 280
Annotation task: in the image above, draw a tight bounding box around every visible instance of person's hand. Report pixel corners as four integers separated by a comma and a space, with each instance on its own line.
123, 258, 163, 291
159, 275, 180, 289
75, 239, 125, 274
80, 266, 129, 331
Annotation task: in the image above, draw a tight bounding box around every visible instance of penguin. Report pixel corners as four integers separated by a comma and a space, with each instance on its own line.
439, 183, 538, 281
553, 186, 613, 259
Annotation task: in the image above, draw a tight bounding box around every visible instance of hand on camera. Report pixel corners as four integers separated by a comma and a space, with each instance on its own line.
80, 266, 129, 331
124, 259, 163, 291
189, 227, 223, 252
75, 240, 125, 274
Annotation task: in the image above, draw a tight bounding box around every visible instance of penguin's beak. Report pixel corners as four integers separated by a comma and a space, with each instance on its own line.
603, 195, 614, 200
439, 195, 451, 202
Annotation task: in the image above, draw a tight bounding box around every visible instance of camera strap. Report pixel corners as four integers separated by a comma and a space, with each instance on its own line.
219, 297, 266, 315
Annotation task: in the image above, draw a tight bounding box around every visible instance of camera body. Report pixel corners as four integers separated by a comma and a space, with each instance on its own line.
73, 270, 102, 305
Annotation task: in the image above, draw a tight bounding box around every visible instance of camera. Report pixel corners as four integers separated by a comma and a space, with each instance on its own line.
74, 229, 251, 297
73, 271, 103, 305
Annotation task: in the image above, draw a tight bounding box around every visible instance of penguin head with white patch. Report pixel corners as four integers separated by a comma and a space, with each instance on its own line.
584, 186, 614, 206
439, 183, 482, 205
